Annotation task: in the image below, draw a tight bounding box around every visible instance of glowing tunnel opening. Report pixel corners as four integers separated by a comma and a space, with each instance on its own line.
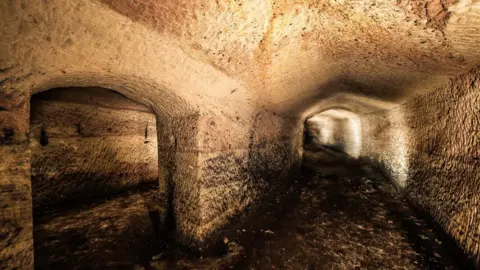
304, 108, 362, 159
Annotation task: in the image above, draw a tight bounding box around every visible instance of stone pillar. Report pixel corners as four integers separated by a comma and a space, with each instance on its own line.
160, 110, 301, 248
0, 91, 33, 269
156, 113, 202, 243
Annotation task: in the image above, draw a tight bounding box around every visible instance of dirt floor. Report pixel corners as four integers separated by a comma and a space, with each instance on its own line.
33, 187, 161, 269
33, 150, 469, 269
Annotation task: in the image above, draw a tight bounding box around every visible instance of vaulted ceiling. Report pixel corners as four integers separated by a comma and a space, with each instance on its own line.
1, 0, 480, 116
99, 0, 480, 110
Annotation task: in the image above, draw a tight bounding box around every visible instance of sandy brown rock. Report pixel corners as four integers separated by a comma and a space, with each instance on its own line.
0, 92, 34, 269
29, 88, 159, 209
360, 67, 480, 265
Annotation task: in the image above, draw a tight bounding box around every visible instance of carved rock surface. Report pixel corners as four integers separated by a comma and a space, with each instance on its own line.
360, 68, 480, 264
29, 87, 159, 209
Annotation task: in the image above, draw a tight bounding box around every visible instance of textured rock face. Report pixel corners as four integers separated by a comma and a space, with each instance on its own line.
0, 91, 33, 269
360, 68, 480, 264
2, 0, 480, 110
29, 87, 159, 208
98, 0, 480, 106
156, 110, 301, 246
303, 69, 479, 265
407, 0, 459, 30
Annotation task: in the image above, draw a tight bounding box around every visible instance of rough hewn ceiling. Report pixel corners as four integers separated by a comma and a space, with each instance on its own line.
1, 0, 479, 116
100, 0, 480, 109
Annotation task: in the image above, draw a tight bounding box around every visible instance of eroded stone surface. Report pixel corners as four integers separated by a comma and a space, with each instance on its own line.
0, 92, 33, 269
360, 68, 480, 265
29, 87, 159, 209
158, 110, 300, 247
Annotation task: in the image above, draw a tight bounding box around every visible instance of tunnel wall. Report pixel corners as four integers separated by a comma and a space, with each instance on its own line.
29, 87, 159, 209
340, 117, 361, 158
197, 110, 302, 244
359, 68, 480, 264
0, 91, 33, 268
156, 110, 302, 247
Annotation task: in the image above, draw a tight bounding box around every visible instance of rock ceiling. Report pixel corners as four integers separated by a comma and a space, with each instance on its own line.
100, 0, 480, 109
1, 0, 479, 115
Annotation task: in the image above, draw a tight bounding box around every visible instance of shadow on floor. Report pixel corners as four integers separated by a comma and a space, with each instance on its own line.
229, 150, 463, 270
33, 147, 471, 269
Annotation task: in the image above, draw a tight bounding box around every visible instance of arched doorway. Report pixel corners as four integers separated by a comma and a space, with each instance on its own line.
302, 109, 362, 173
29, 87, 162, 269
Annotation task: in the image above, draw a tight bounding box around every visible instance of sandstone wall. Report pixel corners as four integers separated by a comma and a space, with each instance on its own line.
29, 87, 158, 209
359, 68, 480, 264
0, 91, 33, 269
156, 109, 302, 247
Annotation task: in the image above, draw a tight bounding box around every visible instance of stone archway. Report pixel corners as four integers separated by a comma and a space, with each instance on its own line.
29, 86, 162, 268
0, 71, 196, 268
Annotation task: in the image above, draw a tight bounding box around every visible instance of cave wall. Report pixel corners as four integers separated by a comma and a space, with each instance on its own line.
359, 67, 480, 264
29, 87, 158, 209
156, 109, 302, 247
0, 92, 33, 269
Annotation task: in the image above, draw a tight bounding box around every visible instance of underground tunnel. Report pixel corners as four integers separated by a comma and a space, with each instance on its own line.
1, 0, 479, 269
29, 87, 161, 269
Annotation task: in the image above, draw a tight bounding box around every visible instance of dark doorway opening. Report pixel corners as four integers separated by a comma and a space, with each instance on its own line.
29, 87, 162, 269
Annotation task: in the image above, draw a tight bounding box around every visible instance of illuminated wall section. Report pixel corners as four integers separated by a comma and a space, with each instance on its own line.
360, 106, 411, 188
358, 68, 480, 264
306, 109, 362, 158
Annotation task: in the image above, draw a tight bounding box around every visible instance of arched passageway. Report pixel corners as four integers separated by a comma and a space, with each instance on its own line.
283, 108, 472, 269
29, 87, 162, 269
303, 109, 362, 172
